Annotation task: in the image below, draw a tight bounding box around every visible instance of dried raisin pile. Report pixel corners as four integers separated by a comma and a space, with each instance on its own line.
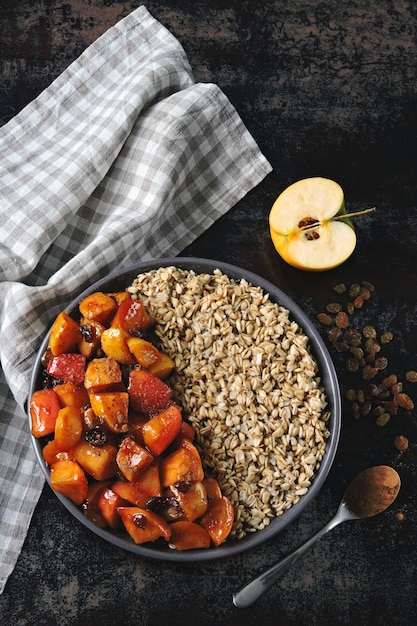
316, 280, 416, 428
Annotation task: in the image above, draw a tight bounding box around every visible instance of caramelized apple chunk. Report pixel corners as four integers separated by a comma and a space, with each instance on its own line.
117, 507, 171, 544
169, 521, 211, 551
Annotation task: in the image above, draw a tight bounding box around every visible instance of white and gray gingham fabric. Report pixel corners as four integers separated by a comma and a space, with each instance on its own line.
0, 5, 271, 592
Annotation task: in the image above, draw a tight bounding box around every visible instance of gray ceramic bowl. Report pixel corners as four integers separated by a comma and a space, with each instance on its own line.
29, 257, 341, 561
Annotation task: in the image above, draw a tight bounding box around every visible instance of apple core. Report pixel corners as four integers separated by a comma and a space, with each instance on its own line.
298, 217, 321, 240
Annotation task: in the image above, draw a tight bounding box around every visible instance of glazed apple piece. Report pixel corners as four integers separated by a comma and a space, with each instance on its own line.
169, 521, 211, 550
30, 388, 61, 438
128, 368, 172, 413
168, 481, 208, 522
112, 481, 149, 508
50, 459, 88, 505
202, 477, 223, 501
117, 507, 171, 544
134, 461, 162, 498
160, 441, 204, 488
84, 357, 122, 392
116, 437, 154, 482
170, 420, 195, 448
49, 311, 83, 356
42, 439, 74, 466
147, 352, 176, 379
199, 496, 235, 546
73, 438, 118, 481
53, 382, 89, 408
97, 487, 126, 529
108, 291, 131, 305
80, 405, 103, 431
142, 404, 182, 456
101, 327, 135, 364
82, 481, 110, 528
54, 406, 83, 451
111, 297, 153, 333
79, 291, 117, 324
128, 412, 148, 444
47, 353, 86, 384
125, 336, 160, 368
89, 391, 129, 434
112, 462, 162, 507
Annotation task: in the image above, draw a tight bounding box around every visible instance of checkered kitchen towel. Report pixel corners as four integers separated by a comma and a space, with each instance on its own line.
0, 5, 271, 592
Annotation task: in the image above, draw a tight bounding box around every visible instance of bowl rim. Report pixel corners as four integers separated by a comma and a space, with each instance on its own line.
28, 256, 341, 561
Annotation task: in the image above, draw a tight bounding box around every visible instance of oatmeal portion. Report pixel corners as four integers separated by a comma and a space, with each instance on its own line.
128, 266, 330, 539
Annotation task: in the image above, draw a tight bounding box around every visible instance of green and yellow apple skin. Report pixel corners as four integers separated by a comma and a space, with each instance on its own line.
269, 177, 356, 271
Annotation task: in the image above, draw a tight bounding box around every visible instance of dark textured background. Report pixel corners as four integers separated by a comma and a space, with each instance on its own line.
1, 2, 417, 624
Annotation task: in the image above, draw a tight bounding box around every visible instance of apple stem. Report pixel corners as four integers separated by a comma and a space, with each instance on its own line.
299, 207, 376, 232
333, 207, 376, 222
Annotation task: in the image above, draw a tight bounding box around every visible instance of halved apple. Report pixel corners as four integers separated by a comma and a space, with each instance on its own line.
269, 177, 356, 271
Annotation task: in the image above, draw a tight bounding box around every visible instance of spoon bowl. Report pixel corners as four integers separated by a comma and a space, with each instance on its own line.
233, 465, 400, 608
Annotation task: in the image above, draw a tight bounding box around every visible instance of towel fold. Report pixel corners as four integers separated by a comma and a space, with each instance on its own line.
0, 5, 271, 593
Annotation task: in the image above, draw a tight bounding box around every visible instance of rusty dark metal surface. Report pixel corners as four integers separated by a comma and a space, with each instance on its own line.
1, 2, 417, 624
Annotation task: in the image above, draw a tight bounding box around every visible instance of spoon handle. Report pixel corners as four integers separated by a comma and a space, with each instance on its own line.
232, 515, 343, 609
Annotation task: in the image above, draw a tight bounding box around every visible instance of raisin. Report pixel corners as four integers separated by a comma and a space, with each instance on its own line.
405, 370, 417, 382
376, 412, 390, 427
366, 383, 381, 398
394, 435, 409, 451
146, 496, 183, 522
397, 393, 414, 411
317, 313, 332, 326
80, 323, 96, 343
350, 346, 364, 357
326, 302, 342, 313
372, 405, 385, 417
133, 513, 147, 529
385, 399, 399, 416
353, 296, 364, 309
328, 327, 342, 343
333, 283, 347, 294
380, 331, 393, 344
363, 325, 377, 339
374, 357, 388, 370
345, 389, 357, 402
362, 365, 378, 380
376, 387, 390, 400
359, 286, 371, 300
391, 382, 403, 395
344, 328, 362, 346
364, 339, 380, 354
361, 280, 375, 292
335, 312, 349, 328
41, 348, 53, 369
381, 374, 397, 389
84, 426, 107, 446
348, 283, 361, 298
356, 389, 365, 403
361, 401, 372, 416
346, 302, 355, 315
334, 341, 350, 352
